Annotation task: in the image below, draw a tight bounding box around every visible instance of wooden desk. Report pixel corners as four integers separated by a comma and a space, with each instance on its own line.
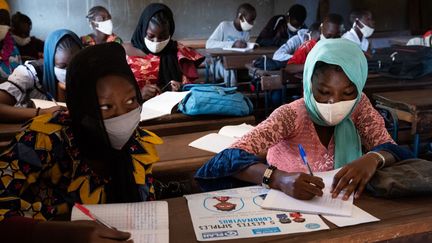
373, 89, 432, 156
364, 74, 432, 97
206, 47, 278, 70
153, 131, 216, 192
167, 194, 432, 242
142, 113, 255, 136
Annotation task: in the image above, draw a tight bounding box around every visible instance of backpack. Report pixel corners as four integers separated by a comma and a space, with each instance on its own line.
253, 56, 286, 70
368, 45, 432, 79
178, 85, 253, 116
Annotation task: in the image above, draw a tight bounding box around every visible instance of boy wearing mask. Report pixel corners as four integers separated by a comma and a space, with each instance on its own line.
342, 9, 375, 56
10, 12, 44, 62
206, 3, 257, 86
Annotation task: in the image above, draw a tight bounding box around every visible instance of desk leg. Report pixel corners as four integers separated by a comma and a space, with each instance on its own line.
213, 58, 217, 83
413, 134, 420, 158
227, 70, 231, 87
264, 91, 269, 117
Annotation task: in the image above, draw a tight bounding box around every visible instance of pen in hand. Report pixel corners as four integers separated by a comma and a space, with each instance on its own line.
74, 203, 115, 230
45, 92, 60, 106
298, 144, 314, 176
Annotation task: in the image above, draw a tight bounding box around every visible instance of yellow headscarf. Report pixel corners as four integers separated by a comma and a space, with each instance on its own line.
0, 0, 9, 12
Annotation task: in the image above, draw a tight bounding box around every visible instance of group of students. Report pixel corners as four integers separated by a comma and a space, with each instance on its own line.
0, 2, 417, 242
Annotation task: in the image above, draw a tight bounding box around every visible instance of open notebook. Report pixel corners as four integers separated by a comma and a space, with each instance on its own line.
71, 201, 169, 243
31, 99, 66, 109
189, 123, 254, 153
222, 42, 257, 52
140, 91, 190, 121
261, 169, 354, 217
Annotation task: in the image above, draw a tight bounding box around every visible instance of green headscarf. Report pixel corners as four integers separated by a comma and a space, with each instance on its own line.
303, 38, 368, 168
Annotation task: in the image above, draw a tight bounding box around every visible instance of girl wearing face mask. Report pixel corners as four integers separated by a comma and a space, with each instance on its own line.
196, 39, 414, 201
0, 29, 82, 122
0, 9, 21, 79
0, 43, 163, 242
10, 12, 44, 62
124, 3, 204, 101
81, 6, 123, 47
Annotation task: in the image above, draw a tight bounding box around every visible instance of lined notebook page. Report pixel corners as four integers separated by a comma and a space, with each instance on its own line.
31, 99, 67, 109
140, 91, 190, 121
71, 201, 169, 243
261, 169, 354, 216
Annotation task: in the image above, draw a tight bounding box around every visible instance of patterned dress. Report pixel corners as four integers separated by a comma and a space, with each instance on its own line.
127, 43, 204, 89
231, 94, 395, 173
80, 34, 123, 47
0, 112, 162, 221
0, 32, 21, 79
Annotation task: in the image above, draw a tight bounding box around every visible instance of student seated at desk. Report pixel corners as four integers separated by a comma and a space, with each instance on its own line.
196, 39, 413, 200
124, 3, 204, 100
0, 29, 82, 122
10, 12, 44, 62
342, 9, 375, 57
285, 14, 344, 75
81, 6, 123, 47
273, 22, 320, 62
256, 4, 307, 47
0, 43, 163, 242
0, 9, 21, 79
206, 3, 256, 87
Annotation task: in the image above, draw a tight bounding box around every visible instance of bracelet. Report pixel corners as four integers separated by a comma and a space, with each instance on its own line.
35, 107, 41, 116
262, 165, 277, 189
367, 151, 386, 169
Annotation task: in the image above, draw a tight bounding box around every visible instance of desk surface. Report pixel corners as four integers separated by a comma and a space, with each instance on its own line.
167, 194, 432, 242
373, 89, 432, 111
206, 47, 277, 57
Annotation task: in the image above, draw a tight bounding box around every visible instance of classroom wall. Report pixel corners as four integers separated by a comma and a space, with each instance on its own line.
9, 0, 277, 41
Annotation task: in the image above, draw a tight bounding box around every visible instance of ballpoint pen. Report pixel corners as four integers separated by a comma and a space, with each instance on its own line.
298, 144, 314, 176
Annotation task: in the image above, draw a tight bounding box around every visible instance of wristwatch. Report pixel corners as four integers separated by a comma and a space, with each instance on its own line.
262, 165, 277, 189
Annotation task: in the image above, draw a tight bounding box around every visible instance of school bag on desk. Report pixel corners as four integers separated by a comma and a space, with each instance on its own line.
178, 84, 253, 116
368, 45, 432, 79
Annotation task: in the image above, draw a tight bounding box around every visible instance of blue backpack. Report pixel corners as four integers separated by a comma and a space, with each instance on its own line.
178, 85, 253, 116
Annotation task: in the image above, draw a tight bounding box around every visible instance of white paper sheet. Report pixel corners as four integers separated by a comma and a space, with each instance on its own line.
185, 186, 329, 241
71, 201, 169, 243
188, 123, 254, 153
140, 91, 190, 121
222, 43, 257, 52
31, 99, 67, 109
261, 169, 354, 217
323, 205, 380, 227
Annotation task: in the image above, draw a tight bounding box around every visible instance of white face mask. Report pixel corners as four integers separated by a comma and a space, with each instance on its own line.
320, 33, 327, 40
93, 19, 113, 35
287, 22, 299, 33
240, 17, 253, 31
314, 98, 357, 126
103, 106, 141, 150
12, 34, 31, 46
54, 67, 67, 84
144, 36, 170, 53
356, 19, 374, 38
0, 25, 9, 41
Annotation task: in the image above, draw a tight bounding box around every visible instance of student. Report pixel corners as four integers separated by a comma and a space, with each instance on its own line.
124, 3, 204, 100
285, 14, 344, 75
273, 23, 320, 62
10, 12, 44, 62
81, 6, 123, 47
0, 42, 163, 242
342, 9, 375, 56
0, 29, 82, 122
206, 3, 256, 86
257, 4, 307, 47
0, 9, 21, 79
196, 39, 413, 200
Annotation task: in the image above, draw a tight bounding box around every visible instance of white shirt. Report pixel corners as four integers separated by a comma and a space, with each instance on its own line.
206, 21, 250, 49
342, 28, 369, 52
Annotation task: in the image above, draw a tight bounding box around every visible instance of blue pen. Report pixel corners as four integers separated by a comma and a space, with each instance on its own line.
45, 92, 59, 106
298, 144, 314, 176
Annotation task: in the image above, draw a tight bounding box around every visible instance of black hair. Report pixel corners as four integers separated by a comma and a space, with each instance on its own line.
349, 9, 371, 25
237, 3, 256, 17
312, 61, 343, 83
325, 13, 344, 26
86, 5, 110, 20
56, 35, 81, 53
287, 4, 307, 23
0, 9, 10, 25
309, 22, 321, 32
11, 11, 31, 28
148, 10, 170, 32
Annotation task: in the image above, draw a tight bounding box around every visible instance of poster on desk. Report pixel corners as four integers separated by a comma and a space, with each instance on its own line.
185, 186, 329, 241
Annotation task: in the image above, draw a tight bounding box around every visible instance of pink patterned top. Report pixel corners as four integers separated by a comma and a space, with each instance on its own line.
231, 94, 395, 173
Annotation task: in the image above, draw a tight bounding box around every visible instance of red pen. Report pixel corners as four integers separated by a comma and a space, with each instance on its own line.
74, 203, 115, 229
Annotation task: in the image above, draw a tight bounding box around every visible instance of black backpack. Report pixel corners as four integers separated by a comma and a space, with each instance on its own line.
368, 45, 432, 79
